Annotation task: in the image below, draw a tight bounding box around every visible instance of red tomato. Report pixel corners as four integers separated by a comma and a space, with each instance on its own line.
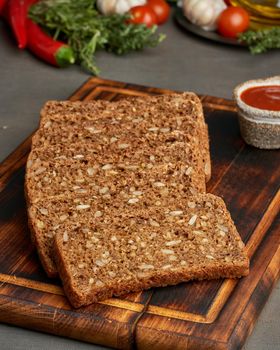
147, 0, 170, 25
129, 5, 157, 27
217, 6, 250, 38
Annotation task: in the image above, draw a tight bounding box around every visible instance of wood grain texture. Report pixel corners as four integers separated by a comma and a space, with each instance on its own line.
0, 77, 279, 350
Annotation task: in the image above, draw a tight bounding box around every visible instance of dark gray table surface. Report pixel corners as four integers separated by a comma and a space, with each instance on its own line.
0, 10, 279, 350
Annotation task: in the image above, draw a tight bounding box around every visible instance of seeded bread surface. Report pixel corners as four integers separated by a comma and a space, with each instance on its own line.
51, 193, 249, 308
27, 138, 202, 168
26, 159, 205, 204
27, 154, 206, 277
39, 93, 211, 181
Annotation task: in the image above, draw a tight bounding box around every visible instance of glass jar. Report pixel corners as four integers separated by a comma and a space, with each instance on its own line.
229, 0, 280, 29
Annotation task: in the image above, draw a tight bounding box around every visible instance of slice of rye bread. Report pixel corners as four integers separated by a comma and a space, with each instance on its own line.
39, 93, 211, 181
26, 119, 206, 203
48, 193, 249, 308
27, 132, 204, 175
31, 119, 202, 150
39, 93, 205, 126
25, 159, 206, 204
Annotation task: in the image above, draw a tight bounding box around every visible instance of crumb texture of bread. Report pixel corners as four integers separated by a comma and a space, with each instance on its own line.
52, 193, 249, 308
38, 93, 211, 179
25, 93, 249, 307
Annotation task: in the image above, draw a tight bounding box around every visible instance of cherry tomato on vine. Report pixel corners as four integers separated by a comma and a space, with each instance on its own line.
147, 0, 170, 25
129, 5, 157, 27
217, 6, 250, 38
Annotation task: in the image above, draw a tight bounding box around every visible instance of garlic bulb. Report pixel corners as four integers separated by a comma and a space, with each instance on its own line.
97, 0, 146, 15
183, 0, 226, 31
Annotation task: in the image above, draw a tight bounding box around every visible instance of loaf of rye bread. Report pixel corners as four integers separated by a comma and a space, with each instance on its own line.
37, 193, 247, 308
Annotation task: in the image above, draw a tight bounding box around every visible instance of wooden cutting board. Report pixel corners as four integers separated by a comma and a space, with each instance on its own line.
0, 77, 279, 350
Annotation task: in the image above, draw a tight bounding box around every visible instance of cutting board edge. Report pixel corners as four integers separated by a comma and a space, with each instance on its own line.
0, 291, 141, 350
134, 244, 280, 350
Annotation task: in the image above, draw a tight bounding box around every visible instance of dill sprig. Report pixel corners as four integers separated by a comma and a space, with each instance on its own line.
29, 0, 165, 74
239, 27, 280, 54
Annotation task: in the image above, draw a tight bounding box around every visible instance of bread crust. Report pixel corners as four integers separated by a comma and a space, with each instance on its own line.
25, 174, 58, 277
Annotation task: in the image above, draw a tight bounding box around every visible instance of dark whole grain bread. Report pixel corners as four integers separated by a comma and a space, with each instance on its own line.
26, 159, 206, 204
27, 136, 203, 172
25, 93, 249, 304
27, 156, 206, 277
51, 193, 249, 308
24, 93, 226, 285
38, 93, 211, 181
39, 93, 204, 126
26, 153, 206, 277
32, 118, 201, 149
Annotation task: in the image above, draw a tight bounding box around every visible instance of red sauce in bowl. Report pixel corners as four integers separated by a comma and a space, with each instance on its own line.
240, 85, 280, 111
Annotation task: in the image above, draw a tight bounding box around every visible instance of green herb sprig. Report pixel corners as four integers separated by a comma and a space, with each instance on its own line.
239, 27, 280, 54
29, 0, 165, 74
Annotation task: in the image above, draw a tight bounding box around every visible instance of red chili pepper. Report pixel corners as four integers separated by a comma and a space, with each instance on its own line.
0, 0, 7, 14
1, 0, 34, 49
26, 19, 75, 67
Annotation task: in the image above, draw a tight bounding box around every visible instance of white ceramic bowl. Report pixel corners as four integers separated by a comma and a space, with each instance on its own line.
234, 76, 280, 149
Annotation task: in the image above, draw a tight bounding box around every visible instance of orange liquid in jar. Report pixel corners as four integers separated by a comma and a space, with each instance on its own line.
241, 85, 280, 111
